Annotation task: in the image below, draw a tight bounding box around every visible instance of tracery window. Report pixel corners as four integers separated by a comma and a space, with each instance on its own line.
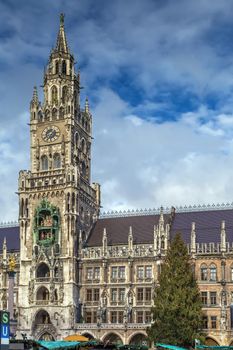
200, 264, 208, 281
41, 155, 48, 171
62, 86, 68, 104
62, 60, 66, 75
53, 153, 61, 169
210, 264, 217, 281
51, 86, 58, 105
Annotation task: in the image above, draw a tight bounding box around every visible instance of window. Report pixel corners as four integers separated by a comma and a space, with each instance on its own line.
137, 266, 144, 279
136, 311, 143, 323
201, 291, 208, 305
118, 311, 123, 323
145, 311, 151, 323
137, 288, 144, 302
119, 266, 125, 279
119, 289, 125, 303
41, 155, 48, 171
62, 86, 68, 104
145, 266, 152, 279
111, 311, 117, 323
201, 265, 208, 281
51, 86, 58, 105
111, 289, 117, 302
55, 61, 59, 74
62, 61, 66, 75
93, 289, 99, 302
210, 292, 217, 306
210, 264, 217, 281
203, 315, 208, 329
86, 289, 92, 302
94, 267, 100, 280
85, 311, 92, 323
145, 288, 152, 301
111, 267, 117, 280
53, 153, 61, 169
231, 266, 233, 281
86, 268, 93, 281
211, 316, 217, 329
93, 311, 97, 323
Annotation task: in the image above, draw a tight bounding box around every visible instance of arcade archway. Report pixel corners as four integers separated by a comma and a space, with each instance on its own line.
82, 333, 94, 340
205, 337, 220, 346
129, 333, 149, 346
103, 332, 123, 345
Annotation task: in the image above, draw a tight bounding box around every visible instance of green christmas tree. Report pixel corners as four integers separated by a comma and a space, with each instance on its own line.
147, 233, 203, 347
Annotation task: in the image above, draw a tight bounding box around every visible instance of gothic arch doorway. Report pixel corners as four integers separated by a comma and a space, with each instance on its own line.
129, 333, 148, 346
205, 337, 220, 346
102, 333, 123, 345
39, 333, 55, 341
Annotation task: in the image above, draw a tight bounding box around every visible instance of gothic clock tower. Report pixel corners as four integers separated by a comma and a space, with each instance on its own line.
17, 14, 100, 340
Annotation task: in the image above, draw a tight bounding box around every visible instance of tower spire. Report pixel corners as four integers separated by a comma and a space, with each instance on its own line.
55, 13, 69, 53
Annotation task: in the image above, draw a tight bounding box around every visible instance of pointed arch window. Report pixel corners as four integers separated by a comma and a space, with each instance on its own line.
59, 107, 64, 118
51, 86, 58, 105
52, 108, 57, 120
74, 132, 79, 149
200, 264, 208, 281
41, 155, 48, 171
53, 153, 61, 169
55, 61, 59, 74
210, 263, 217, 281
62, 60, 66, 75
62, 86, 68, 104
81, 139, 86, 153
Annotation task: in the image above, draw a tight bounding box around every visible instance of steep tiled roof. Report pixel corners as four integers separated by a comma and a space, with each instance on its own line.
0, 225, 20, 252
87, 213, 170, 246
87, 208, 233, 247
170, 209, 233, 244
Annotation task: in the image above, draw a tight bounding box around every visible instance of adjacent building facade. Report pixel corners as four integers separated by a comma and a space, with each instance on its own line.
0, 14, 233, 346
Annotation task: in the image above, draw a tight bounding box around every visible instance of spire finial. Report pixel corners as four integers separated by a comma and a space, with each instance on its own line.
32, 86, 38, 103
85, 97, 89, 113
55, 13, 69, 53
60, 13, 65, 26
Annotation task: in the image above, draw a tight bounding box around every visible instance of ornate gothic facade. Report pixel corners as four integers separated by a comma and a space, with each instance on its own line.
0, 14, 233, 346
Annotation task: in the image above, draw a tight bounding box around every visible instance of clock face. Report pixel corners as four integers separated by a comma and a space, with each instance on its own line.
42, 126, 60, 142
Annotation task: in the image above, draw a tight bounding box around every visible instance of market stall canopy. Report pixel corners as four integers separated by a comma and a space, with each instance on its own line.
37, 341, 81, 350
64, 335, 89, 342
156, 343, 188, 350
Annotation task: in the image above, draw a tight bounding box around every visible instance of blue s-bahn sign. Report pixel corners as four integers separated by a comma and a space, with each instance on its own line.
0, 311, 9, 350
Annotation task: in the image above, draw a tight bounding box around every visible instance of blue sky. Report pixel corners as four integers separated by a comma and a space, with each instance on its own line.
1, 0, 233, 220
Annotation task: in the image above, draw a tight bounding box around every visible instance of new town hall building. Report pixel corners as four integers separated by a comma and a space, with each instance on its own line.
0, 14, 233, 346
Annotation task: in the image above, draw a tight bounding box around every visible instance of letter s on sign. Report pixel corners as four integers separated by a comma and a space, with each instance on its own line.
2, 313, 9, 324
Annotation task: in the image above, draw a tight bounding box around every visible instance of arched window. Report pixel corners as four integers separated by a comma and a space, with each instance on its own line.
62, 86, 68, 104
36, 286, 49, 301
200, 264, 208, 281
74, 132, 79, 149
36, 263, 50, 278
55, 61, 59, 74
210, 264, 217, 281
51, 86, 58, 105
161, 236, 165, 249
53, 153, 61, 169
59, 107, 64, 118
52, 108, 57, 120
81, 139, 86, 153
81, 161, 86, 177
62, 60, 66, 75
41, 155, 48, 171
